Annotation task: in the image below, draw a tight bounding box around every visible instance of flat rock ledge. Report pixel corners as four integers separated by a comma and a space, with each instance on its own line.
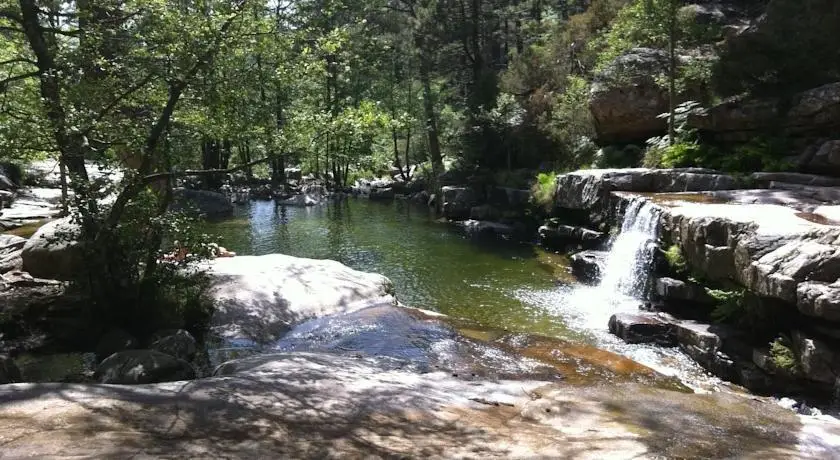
1, 352, 838, 458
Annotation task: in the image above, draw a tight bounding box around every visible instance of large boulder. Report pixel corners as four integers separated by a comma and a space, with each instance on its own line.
170, 188, 233, 219
441, 186, 478, 220
798, 140, 840, 176
95, 350, 195, 384
206, 254, 395, 344
589, 48, 670, 145
792, 330, 840, 385
21, 217, 84, 281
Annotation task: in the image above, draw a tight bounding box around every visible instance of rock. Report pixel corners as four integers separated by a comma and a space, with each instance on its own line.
301, 183, 328, 197
457, 219, 515, 236
277, 193, 320, 207
0, 355, 21, 384
95, 329, 139, 362
609, 312, 676, 346
95, 350, 195, 384
284, 167, 302, 181
368, 187, 395, 201
205, 254, 395, 345
589, 48, 671, 144
21, 217, 84, 281
0, 234, 25, 274
793, 330, 840, 385
0, 352, 826, 458
0, 163, 20, 191
672, 320, 730, 368
751, 172, 840, 188
170, 188, 233, 219
806, 140, 840, 175
570, 250, 608, 284
410, 190, 430, 204
539, 224, 604, 249
654, 277, 715, 305
469, 204, 498, 221
441, 186, 477, 220
554, 168, 741, 211
149, 329, 197, 361
0, 190, 13, 208
690, 82, 840, 142
797, 281, 840, 322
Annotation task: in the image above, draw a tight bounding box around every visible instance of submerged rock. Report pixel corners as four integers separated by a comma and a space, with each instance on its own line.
95, 350, 195, 384
205, 254, 395, 345
457, 219, 515, 236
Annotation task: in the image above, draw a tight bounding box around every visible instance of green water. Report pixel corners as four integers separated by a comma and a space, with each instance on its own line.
206, 198, 583, 340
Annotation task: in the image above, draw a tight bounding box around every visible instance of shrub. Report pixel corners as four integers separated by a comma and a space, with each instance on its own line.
663, 245, 687, 274
709, 288, 746, 324
530, 172, 557, 211
769, 336, 799, 374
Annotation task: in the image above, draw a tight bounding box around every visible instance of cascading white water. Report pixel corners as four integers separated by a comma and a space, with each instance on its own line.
599, 197, 662, 298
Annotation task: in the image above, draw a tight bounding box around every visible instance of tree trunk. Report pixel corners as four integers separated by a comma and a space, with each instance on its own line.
417, 44, 444, 206
667, 0, 678, 146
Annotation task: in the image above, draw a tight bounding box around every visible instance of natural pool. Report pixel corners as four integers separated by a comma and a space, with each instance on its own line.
205, 197, 722, 391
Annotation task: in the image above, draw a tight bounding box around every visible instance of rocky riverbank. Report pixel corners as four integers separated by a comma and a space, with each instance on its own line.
542, 168, 840, 403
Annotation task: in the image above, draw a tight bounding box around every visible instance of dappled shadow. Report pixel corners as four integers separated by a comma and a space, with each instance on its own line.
0, 352, 821, 458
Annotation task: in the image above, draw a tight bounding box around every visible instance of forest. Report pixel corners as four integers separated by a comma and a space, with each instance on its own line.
1, 0, 839, 325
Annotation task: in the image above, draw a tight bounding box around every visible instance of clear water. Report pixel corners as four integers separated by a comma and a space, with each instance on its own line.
205, 197, 722, 390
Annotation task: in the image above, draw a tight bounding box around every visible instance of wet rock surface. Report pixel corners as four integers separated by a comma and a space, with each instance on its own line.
609, 312, 676, 347
570, 250, 608, 284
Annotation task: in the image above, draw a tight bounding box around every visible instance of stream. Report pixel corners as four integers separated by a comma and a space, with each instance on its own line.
206, 197, 725, 392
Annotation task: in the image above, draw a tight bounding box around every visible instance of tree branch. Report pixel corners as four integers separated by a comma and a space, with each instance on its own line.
82, 73, 157, 136
0, 58, 37, 66
141, 156, 273, 185
0, 7, 22, 23
0, 70, 38, 87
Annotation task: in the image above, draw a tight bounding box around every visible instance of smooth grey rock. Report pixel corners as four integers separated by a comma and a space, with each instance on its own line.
171, 188, 233, 218
95, 350, 195, 384
609, 312, 676, 346
21, 217, 83, 281
442, 186, 478, 220
654, 277, 715, 305
570, 250, 608, 284
149, 329, 198, 361
750, 172, 840, 188
206, 254, 395, 345
0, 355, 21, 384
793, 330, 840, 384
95, 329, 139, 363
797, 281, 840, 321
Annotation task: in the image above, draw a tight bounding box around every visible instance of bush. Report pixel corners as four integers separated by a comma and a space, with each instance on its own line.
530, 172, 557, 211
769, 336, 799, 374
709, 288, 746, 324
663, 245, 687, 274
594, 144, 643, 168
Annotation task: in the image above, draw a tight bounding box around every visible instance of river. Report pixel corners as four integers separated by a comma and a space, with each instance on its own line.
206, 197, 725, 392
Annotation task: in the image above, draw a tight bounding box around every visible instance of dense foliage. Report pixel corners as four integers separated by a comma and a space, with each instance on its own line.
1, 0, 837, 326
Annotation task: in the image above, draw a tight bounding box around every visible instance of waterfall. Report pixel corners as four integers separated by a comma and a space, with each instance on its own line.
599, 197, 661, 299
